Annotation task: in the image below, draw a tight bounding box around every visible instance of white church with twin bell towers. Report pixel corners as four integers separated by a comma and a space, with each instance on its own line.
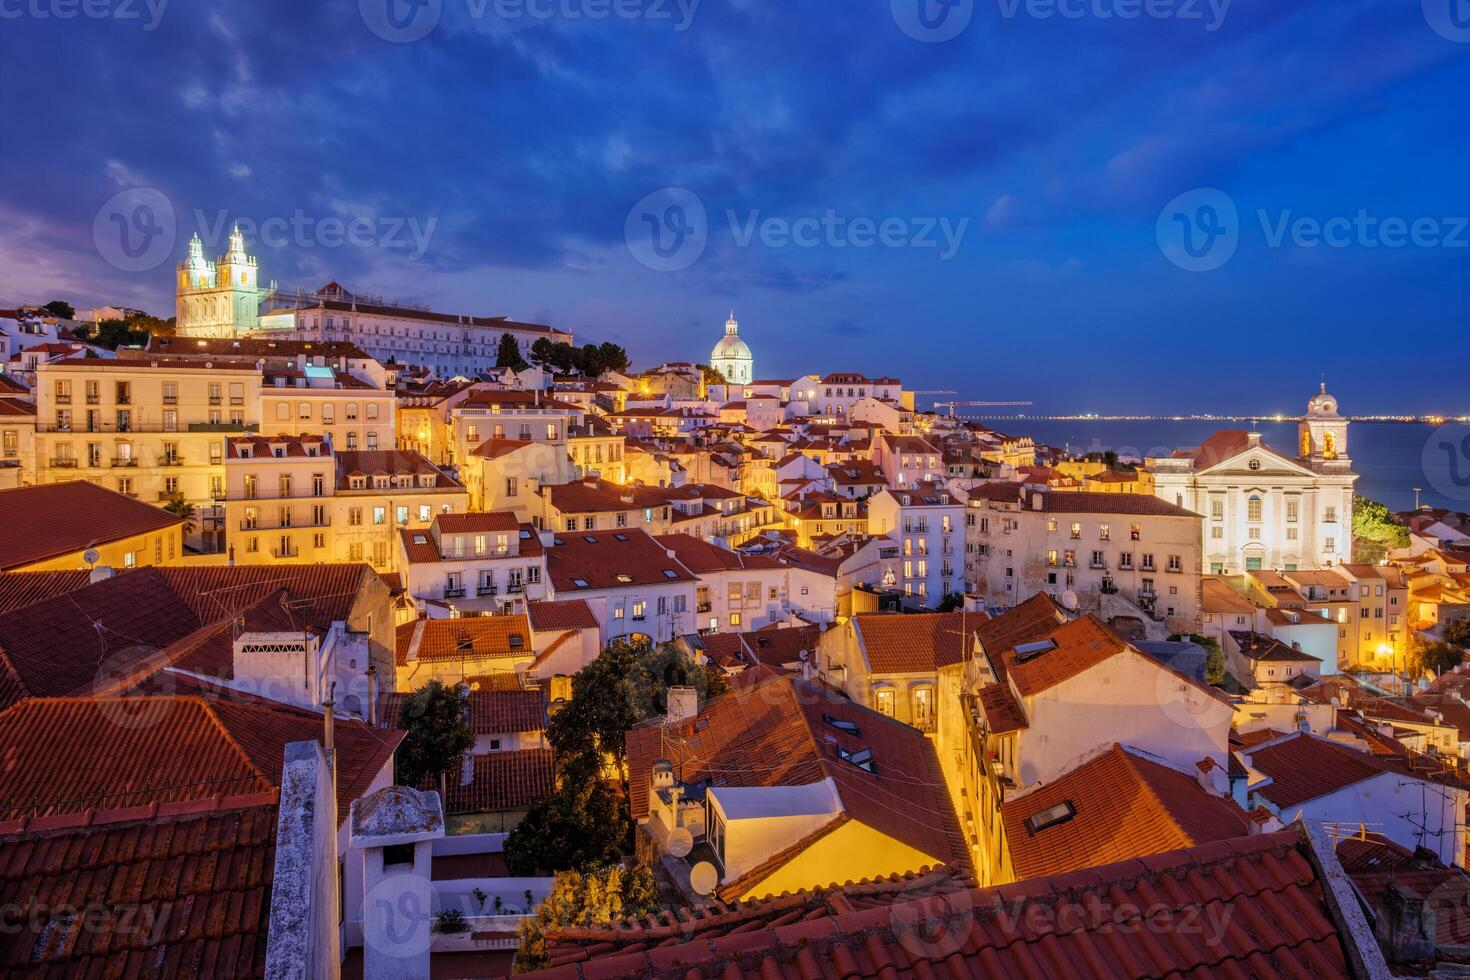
176, 226, 268, 338
710, 311, 753, 385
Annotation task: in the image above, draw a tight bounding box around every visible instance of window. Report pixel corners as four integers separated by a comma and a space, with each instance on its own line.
1247, 496, 1262, 522
373, 507, 386, 525
1286, 499, 1299, 522
874, 688, 895, 717
1167, 554, 1182, 572
1324, 506, 1337, 523
1211, 526, 1223, 539
1098, 523, 1109, 541
1324, 537, 1336, 554
1210, 499, 1224, 520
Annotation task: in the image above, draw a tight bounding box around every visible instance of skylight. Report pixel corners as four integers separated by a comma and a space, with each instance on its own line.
572, 578, 589, 588
584, 536, 598, 544
614, 573, 633, 584
1023, 800, 1076, 835
823, 713, 860, 736
1014, 639, 1058, 663
662, 569, 679, 579
412, 535, 428, 545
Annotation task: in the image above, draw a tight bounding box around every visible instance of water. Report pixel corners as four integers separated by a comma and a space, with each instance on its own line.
981, 419, 1461, 514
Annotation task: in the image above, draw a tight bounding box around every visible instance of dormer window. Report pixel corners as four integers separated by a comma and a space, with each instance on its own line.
1023, 800, 1077, 835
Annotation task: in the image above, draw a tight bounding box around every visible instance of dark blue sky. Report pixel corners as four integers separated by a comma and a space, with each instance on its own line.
1, 0, 1466, 413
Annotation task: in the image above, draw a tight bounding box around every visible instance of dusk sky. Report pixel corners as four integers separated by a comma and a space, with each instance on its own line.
1, 0, 1466, 414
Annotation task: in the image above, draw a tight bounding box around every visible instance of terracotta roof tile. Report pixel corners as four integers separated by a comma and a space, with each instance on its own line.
518, 830, 1363, 979
851, 611, 991, 675
437, 748, 555, 813
1003, 744, 1249, 879
526, 599, 600, 632
0, 793, 279, 977
545, 529, 696, 592
0, 481, 186, 571
1243, 732, 1395, 808
394, 615, 533, 665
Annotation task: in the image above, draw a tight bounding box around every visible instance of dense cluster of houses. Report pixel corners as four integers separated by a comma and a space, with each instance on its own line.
1, 301, 1469, 976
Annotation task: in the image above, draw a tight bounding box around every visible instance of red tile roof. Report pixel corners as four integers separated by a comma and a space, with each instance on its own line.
0, 693, 401, 820
545, 529, 696, 592
438, 748, 555, 813
0, 792, 279, 978
394, 615, 533, 665
389, 687, 544, 735
0, 569, 92, 614
653, 534, 782, 573
0, 481, 186, 571
518, 829, 1367, 979
1003, 744, 1249, 880
850, 611, 991, 675
627, 675, 967, 877
1243, 732, 1394, 808
472, 437, 535, 459
526, 598, 600, 632
435, 511, 520, 534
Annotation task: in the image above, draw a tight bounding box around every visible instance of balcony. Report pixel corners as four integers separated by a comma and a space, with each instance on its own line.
160, 457, 185, 467
476, 585, 498, 597
111, 457, 137, 468
272, 546, 300, 559
1090, 559, 1107, 570
443, 587, 467, 600
49, 458, 78, 468
912, 716, 936, 734
696, 602, 712, 614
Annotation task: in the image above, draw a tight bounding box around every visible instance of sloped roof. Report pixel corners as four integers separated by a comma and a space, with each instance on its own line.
526, 598, 600, 632
515, 830, 1368, 979
626, 675, 967, 875
394, 615, 533, 665
0, 693, 401, 820
0, 481, 186, 570
545, 529, 696, 592
653, 534, 782, 573
1244, 732, 1393, 808
851, 611, 990, 675
1002, 744, 1249, 880
438, 748, 555, 814
0, 792, 279, 977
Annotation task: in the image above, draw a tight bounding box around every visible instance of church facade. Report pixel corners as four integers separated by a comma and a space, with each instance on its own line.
1147, 385, 1358, 574
175, 228, 265, 338
710, 312, 753, 385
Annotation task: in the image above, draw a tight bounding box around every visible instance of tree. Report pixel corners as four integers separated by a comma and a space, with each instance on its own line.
1352, 494, 1409, 564
160, 492, 197, 537
1443, 619, 1470, 649
596, 342, 629, 375
496, 333, 529, 372
1408, 637, 1463, 678
935, 592, 966, 612
514, 865, 656, 972
505, 641, 728, 876
395, 680, 475, 794
529, 337, 557, 368
699, 364, 727, 386
42, 300, 74, 319
502, 778, 632, 877
1169, 633, 1226, 686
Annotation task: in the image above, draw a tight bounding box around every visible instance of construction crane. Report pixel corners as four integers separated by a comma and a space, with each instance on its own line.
934, 400, 1035, 417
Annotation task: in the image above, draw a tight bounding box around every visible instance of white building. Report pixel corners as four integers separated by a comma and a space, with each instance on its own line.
1148, 384, 1357, 575
257, 282, 572, 379
867, 484, 965, 608
176, 228, 265, 338
710, 312, 753, 385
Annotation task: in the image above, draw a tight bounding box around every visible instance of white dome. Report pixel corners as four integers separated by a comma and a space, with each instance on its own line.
1306, 382, 1339, 417
712, 334, 752, 361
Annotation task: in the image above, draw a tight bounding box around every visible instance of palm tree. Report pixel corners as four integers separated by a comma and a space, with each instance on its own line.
161, 492, 197, 537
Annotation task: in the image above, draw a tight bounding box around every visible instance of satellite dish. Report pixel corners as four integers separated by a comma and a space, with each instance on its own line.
1061, 590, 1078, 611
689, 861, 718, 897
82, 548, 100, 567
667, 827, 693, 859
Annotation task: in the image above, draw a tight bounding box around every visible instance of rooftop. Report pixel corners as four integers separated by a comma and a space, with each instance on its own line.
0, 481, 186, 571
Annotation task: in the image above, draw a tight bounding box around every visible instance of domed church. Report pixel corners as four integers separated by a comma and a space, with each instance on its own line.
710, 311, 753, 385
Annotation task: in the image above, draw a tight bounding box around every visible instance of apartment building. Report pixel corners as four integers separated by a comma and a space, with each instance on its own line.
867, 484, 965, 608
224, 434, 336, 563
446, 389, 584, 469
33, 357, 263, 548
397, 512, 550, 615
961, 483, 1203, 636
332, 450, 467, 570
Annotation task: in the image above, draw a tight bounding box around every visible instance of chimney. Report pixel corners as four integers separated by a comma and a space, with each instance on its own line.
1246, 432, 1263, 447
666, 685, 698, 722
263, 741, 340, 978
1030, 492, 1043, 511
366, 666, 378, 726
1374, 883, 1436, 964
1245, 805, 1282, 835
348, 785, 446, 980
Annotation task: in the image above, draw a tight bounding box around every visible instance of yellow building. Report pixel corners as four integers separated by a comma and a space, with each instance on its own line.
0, 480, 186, 571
